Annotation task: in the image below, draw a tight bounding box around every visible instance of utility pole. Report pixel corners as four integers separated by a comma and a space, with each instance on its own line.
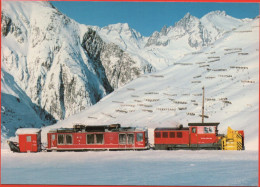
202, 86, 205, 123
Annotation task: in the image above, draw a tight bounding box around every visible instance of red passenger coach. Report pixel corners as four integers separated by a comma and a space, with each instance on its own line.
47, 124, 148, 151
154, 123, 222, 150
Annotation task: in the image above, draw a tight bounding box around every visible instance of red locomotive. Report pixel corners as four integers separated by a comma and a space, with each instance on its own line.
154, 123, 222, 150
46, 124, 149, 151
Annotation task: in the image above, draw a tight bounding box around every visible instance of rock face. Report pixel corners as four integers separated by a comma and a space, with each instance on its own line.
81, 28, 141, 89
1, 2, 252, 138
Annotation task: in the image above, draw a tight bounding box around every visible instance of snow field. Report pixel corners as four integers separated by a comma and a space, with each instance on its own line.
1, 149, 258, 186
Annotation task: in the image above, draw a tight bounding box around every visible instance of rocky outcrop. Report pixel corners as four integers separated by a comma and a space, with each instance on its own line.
82, 28, 142, 89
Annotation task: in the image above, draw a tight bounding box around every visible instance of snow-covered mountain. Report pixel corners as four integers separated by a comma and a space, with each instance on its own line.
1, 1, 258, 143
92, 11, 251, 71
137, 11, 251, 70
146, 11, 246, 48
41, 18, 259, 150
1, 1, 151, 137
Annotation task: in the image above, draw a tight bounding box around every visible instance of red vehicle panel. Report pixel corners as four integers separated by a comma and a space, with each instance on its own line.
47, 125, 148, 151
154, 123, 221, 150
154, 130, 189, 145
16, 128, 41, 152
189, 125, 218, 145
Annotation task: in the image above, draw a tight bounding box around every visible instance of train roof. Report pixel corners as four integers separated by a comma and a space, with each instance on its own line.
16, 128, 41, 135
188, 123, 220, 126
154, 127, 189, 131
48, 124, 147, 133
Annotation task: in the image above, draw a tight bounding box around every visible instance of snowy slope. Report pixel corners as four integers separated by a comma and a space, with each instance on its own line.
41, 18, 259, 150
1, 69, 55, 139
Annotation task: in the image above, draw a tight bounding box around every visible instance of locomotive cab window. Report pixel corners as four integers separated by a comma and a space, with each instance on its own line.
26, 136, 31, 142
204, 127, 214, 134
119, 134, 126, 144
96, 134, 104, 144
137, 133, 143, 142
58, 134, 64, 144
51, 134, 55, 140
192, 127, 196, 133
65, 134, 73, 144
177, 132, 183, 138
87, 134, 94, 144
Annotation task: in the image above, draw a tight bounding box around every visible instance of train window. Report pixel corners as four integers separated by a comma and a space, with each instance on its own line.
26, 136, 31, 142
192, 128, 196, 133
137, 133, 143, 142
119, 134, 126, 144
170, 132, 175, 138
163, 132, 168, 138
204, 127, 214, 134
155, 132, 161, 138
66, 134, 73, 144
96, 134, 104, 144
58, 134, 64, 144
177, 132, 183, 138
51, 134, 55, 140
87, 134, 94, 144
127, 134, 134, 144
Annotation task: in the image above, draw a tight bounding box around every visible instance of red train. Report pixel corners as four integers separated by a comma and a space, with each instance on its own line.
154, 123, 222, 150
47, 124, 148, 151
7, 122, 244, 152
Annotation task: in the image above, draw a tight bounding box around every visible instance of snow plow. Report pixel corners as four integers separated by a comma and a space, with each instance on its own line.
7, 140, 20, 152
221, 127, 245, 150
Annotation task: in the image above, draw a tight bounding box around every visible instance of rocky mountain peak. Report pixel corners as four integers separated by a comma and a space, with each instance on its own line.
103, 23, 132, 34
160, 25, 168, 35
174, 12, 200, 30
206, 10, 227, 17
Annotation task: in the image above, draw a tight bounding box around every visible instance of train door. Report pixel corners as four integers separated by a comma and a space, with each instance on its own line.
118, 133, 126, 149
118, 133, 135, 149
135, 132, 145, 147
190, 127, 198, 147
126, 133, 134, 148
25, 135, 33, 152
51, 134, 57, 148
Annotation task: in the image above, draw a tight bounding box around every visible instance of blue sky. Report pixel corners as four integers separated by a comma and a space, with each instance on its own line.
52, 2, 259, 36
